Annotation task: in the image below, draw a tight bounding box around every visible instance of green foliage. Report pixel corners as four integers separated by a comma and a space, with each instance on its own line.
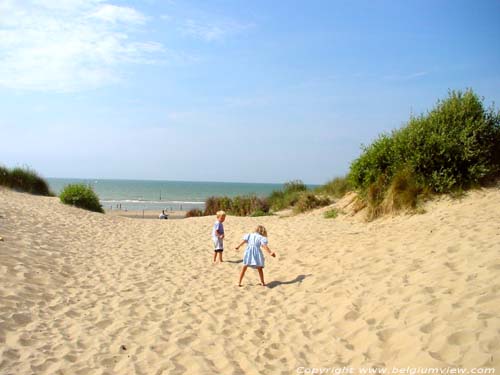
349, 89, 500, 218
293, 193, 331, 214
324, 208, 340, 219
315, 176, 352, 198
185, 208, 204, 218
0, 166, 9, 187
60, 184, 104, 213
283, 180, 308, 194
0, 165, 53, 196
204, 196, 233, 215
203, 195, 270, 217
268, 179, 307, 211
251, 209, 273, 217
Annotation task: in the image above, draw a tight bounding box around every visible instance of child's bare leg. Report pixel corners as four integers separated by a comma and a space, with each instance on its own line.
213, 252, 217, 263
257, 267, 266, 286
238, 266, 248, 286
218, 251, 223, 263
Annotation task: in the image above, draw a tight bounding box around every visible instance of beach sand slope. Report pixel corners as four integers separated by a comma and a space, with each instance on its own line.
0, 187, 499, 374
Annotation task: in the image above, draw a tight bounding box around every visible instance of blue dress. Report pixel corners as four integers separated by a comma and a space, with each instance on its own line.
242, 233, 268, 268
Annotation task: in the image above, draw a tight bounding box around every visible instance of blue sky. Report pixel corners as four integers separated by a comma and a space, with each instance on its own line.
1, 0, 499, 184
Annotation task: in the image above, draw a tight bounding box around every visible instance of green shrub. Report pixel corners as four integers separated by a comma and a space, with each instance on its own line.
0, 166, 53, 196
283, 180, 308, 194
268, 179, 308, 211
316, 176, 352, 198
267, 190, 286, 211
185, 208, 204, 218
0, 166, 9, 187
324, 208, 340, 219
251, 209, 273, 217
293, 193, 331, 214
60, 184, 103, 213
204, 196, 233, 216
203, 195, 270, 217
349, 89, 500, 218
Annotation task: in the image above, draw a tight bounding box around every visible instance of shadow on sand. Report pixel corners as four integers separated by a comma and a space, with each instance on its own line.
225, 259, 243, 264
266, 274, 312, 289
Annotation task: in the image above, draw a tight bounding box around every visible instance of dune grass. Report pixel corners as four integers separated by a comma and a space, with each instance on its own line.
314, 176, 352, 198
0, 165, 53, 196
203, 195, 270, 217
293, 193, 331, 214
185, 208, 204, 218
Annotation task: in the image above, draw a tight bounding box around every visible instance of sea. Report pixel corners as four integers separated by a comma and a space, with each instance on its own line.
47, 178, 288, 212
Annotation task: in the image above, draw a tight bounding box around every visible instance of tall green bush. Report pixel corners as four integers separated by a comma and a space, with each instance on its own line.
349, 90, 500, 203
60, 184, 104, 213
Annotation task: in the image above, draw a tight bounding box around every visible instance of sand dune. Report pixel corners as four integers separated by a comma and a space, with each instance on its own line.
0, 187, 499, 374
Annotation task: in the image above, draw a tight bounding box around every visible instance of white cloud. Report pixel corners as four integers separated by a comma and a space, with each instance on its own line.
0, 0, 163, 92
91, 4, 146, 24
182, 19, 225, 42
180, 18, 253, 42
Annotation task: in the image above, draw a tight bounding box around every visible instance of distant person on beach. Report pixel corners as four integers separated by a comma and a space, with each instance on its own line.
159, 210, 168, 219
212, 211, 226, 263
235, 225, 276, 287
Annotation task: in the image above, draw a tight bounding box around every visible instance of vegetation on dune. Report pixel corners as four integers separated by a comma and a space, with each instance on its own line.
59, 184, 104, 213
203, 195, 270, 217
293, 193, 331, 214
348, 89, 500, 220
185, 208, 204, 218
267, 180, 307, 211
314, 176, 352, 198
201, 180, 331, 217
0, 165, 53, 196
323, 208, 341, 219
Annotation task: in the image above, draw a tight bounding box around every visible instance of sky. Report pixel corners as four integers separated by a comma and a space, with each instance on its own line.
1, 0, 499, 184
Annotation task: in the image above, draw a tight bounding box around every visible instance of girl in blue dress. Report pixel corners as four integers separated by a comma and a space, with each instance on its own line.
235, 225, 276, 287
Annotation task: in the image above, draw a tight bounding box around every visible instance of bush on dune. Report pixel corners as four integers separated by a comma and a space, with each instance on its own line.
204, 196, 233, 216
60, 184, 104, 213
268, 179, 308, 211
0, 165, 53, 196
349, 89, 500, 219
315, 176, 352, 198
203, 195, 270, 217
185, 208, 203, 218
293, 193, 331, 214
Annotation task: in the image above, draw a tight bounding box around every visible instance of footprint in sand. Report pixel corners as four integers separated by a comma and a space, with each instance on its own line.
447, 331, 476, 345
479, 337, 500, 353
12, 313, 32, 326
376, 328, 396, 342
344, 310, 360, 321
420, 322, 434, 334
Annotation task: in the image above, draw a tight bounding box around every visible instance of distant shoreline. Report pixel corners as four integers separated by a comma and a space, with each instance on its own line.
105, 208, 188, 220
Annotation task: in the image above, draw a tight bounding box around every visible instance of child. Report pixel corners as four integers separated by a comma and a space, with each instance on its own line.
212, 210, 226, 263
235, 225, 276, 287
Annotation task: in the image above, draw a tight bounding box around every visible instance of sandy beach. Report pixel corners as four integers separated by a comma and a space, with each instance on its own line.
0, 186, 499, 374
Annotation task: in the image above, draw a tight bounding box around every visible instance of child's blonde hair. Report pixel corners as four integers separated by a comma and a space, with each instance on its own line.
255, 225, 267, 237
216, 210, 226, 218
